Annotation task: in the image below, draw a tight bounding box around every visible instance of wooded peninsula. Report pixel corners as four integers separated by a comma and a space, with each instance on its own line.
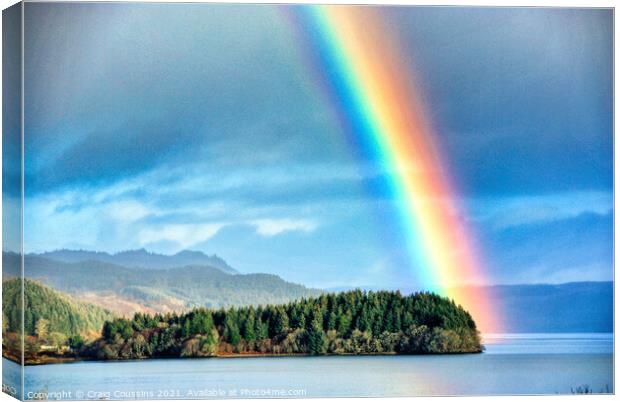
3, 279, 483, 364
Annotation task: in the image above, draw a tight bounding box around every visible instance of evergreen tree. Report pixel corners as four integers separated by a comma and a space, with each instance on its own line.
254, 318, 269, 340
270, 307, 289, 337
242, 308, 256, 341
307, 310, 327, 355
326, 311, 337, 331
191, 310, 214, 335
223, 315, 241, 345
181, 319, 191, 338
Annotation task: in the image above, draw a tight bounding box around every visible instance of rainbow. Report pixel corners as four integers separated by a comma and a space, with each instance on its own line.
287, 5, 501, 333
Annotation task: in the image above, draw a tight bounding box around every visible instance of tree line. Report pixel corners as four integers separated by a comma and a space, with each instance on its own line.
83, 290, 482, 359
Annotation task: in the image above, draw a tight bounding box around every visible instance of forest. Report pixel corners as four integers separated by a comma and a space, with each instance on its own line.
3, 279, 113, 336
82, 290, 482, 359
2, 279, 114, 362
3, 280, 482, 363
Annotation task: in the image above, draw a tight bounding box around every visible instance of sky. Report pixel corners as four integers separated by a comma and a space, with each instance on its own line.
13, 4, 613, 289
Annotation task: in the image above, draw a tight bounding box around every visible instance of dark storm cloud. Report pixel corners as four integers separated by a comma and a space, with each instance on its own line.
23, 2, 338, 194
21, 4, 613, 285
389, 7, 612, 196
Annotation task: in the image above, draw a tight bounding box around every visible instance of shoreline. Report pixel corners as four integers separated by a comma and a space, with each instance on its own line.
5, 350, 483, 366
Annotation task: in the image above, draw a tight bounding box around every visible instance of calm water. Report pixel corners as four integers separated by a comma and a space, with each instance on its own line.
3, 333, 613, 399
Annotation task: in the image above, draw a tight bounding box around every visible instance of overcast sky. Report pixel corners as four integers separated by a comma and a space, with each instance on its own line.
17, 4, 613, 288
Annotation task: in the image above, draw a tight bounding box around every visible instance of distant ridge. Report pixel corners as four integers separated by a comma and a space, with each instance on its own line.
33, 248, 238, 274
4, 253, 320, 317
326, 282, 613, 334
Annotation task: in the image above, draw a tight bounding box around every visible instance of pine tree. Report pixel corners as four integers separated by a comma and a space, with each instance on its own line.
191, 311, 214, 335
271, 307, 289, 336
393, 307, 402, 332
181, 319, 191, 338
326, 311, 337, 331
242, 308, 256, 341
223, 315, 241, 345
336, 312, 351, 337
307, 310, 327, 355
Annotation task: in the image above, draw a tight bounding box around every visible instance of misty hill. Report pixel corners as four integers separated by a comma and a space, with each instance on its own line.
33, 248, 237, 274
6, 253, 320, 316
328, 282, 613, 333
487, 281, 613, 333
2, 278, 114, 337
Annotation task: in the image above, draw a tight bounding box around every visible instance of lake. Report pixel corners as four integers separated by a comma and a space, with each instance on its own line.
3, 333, 613, 399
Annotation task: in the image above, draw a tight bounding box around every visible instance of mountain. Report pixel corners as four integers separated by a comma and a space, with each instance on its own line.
33, 248, 237, 274
484, 281, 613, 333
2, 278, 114, 337
5, 253, 320, 317
327, 282, 613, 333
